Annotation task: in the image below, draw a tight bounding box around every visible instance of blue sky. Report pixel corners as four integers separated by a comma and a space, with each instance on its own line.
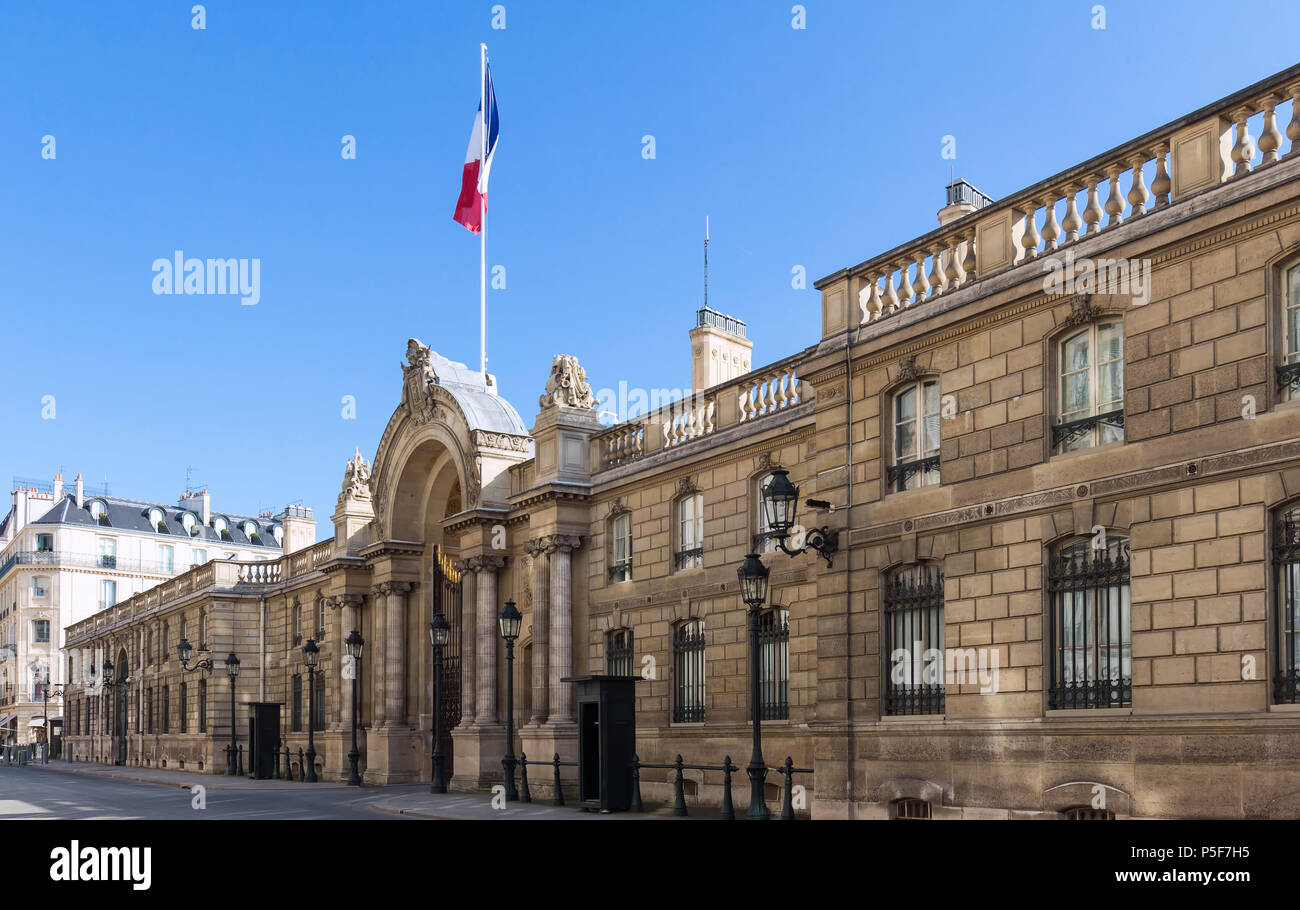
2, 0, 1297, 533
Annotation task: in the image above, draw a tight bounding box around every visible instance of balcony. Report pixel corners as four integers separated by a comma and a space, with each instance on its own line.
0, 550, 176, 580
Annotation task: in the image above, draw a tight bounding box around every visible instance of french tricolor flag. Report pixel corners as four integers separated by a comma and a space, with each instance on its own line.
452, 60, 499, 234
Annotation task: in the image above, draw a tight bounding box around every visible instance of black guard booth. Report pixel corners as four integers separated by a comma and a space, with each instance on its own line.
562, 675, 638, 811
247, 702, 282, 779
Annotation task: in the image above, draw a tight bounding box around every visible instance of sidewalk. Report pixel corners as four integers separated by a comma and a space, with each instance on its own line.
25, 758, 352, 790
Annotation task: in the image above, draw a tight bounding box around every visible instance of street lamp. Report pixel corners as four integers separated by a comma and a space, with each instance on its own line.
40, 669, 63, 764
428, 613, 451, 793
737, 552, 772, 820
303, 638, 319, 783
760, 468, 839, 567
225, 652, 240, 775
178, 637, 215, 673
498, 599, 521, 801
344, 630, 364, 786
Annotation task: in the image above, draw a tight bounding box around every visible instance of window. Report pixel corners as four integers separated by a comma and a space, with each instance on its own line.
609, 513, 633, 582
198, 609, 207, 649
292, 675, 303, 732
292, 603, 302, 646
675, 493, 704, 569
162, 685, 170, 733
1276, 261, 1300, 400
1065, 807, 1115, 820
1055, 321, 1124, 452
146, 689, 153, 734
1048, 536, 1131, 709
672, 620, 706, 723
162, 621, 169, 661
35, 534, 53, 553
198, 680, 207, 732
179, 683, 188, 733
97, 537, 116, 569
893, 798, 932, 820
213, 516, 228, 538
607, 629, 634, 676
32, 620, 50, 644
883, 565, 945, 715
313, 671, 325, 730
1272, 505, 1300, 703
32, 576, 50, 598
89, 500, 110, 525
889, 381, 941, 492
316, 598, 326, 640
99, 579, 117, 609
158, 545, 174, 574
181, 512, 199, 537
193, 549, 207, 566
759, 608, 790, 720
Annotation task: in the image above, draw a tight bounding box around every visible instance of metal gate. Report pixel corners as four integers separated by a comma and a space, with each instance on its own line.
432, 547, 462, 779
115, 650, 129, 765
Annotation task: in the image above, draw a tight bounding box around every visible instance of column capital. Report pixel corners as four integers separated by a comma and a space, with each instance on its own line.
327, 593, 364, 610
524, 537, 549, 558
371, 580, 415, 596
453, 558, 476, 575
473, 554, 506, 571
541, 533, 581, 555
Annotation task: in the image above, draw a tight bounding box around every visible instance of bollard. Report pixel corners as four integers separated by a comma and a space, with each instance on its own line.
629, 754, 644, 813
238, 744, 245, 777
298, 748, 305, 782
673, 754, 688, 817
552, 752, 564, 807
519, 753, 531, 803
720, 756, 735, 821
282, 745, 291, 779
781, 757, 796, 820
273, 745, 281, 780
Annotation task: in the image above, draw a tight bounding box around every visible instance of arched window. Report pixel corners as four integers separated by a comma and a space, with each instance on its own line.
316, 598, 326, 640
1048, 535, 1131, 708
759, 608, 789, 720
1064, 806, 1115, 820
1055, 320, 1124, 452
607, 628, 634, 676
198, 680, 207, 732
291, 675, 303, 732
883, 564, 945, 715
609, 513, 633, 582
292, 602, 303, 646
889, 380, 941, 492
1272, 504, 1300, 703
673, 619, 706, 723
755, 473, 777, 553
675, 493, 704, 570
1281, 261, 1300, 401
181, 512, 199, 537
892, 798, 932, 820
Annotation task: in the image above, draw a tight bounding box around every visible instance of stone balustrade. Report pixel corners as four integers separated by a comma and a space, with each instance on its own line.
824, 64, 1300, 334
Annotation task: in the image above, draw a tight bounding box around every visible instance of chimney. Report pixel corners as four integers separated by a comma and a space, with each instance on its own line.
280, 504, 317, 555
74, 474, 84, 508
690, 307, 754, 392
53, 473, 63, 501
938, 178, 993, 227
10, 489, 29, 537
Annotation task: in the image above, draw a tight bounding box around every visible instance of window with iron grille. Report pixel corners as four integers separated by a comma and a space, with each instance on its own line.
198, 680, 207, 732
1281, 263, 1300, 401
1048, 536, 1131, 709
893, 798, 932, 819
292, 603, 302, 646
1272, 506, 1300, 703
673, 620, 706, 722
1065, 806, 1115, 820
675, 493, 704, 569
145, 689, 153, 734
1055, 321, 1124, 452
179, 683, 188, 733
313, 671, 325, 730
889, 381, 941, 492
316, 598, 326, 640
162, 685, 170, 733
884, 565, 946, 715
609, 513, 633, 582
292, 675, 303, 732
759, 608, 789, 720
607, 629, 634, 676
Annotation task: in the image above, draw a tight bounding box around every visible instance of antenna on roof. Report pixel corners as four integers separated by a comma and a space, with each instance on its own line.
703, 215, 709, 310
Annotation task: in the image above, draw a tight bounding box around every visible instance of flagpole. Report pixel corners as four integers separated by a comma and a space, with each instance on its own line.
480, 43, 488, 377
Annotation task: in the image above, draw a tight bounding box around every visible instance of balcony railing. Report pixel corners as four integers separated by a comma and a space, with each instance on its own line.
0, 550, 178, 580
1277, 362, 1300, 398
823, 64, 1300, 332
1051, 409, 1125, 451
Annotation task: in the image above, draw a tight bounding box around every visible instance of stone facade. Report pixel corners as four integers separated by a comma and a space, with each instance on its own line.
61, 63, 1300, 818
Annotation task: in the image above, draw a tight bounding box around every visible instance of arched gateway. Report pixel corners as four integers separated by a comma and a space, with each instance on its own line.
351, 340, 532, 785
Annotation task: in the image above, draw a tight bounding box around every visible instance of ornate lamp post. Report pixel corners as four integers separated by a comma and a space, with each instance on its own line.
498, 599, 522, 801
225, 652, 240, 775
737, 552, 772, 820
428, 613, 451, 793
100, 659, 129, 766
345, 630, 364, 786
179, 637, 224, 771
760, 469, 838, 566
303, 638, 319, 783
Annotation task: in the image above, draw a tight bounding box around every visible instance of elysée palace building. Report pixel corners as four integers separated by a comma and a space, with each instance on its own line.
64, 63, 1300, 819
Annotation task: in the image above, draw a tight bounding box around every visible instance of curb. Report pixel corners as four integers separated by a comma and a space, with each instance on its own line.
27, 762, 353, 791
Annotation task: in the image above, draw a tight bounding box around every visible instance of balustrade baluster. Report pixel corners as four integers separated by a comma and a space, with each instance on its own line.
961, 230, 976, 278
1041, 198, 1060, 252
1259, 96, 1283, 165
1230, 107, 1256, 177
865, 275, 883, 322
1287, 83, 1300, 157
898, 261, 914, 307
944, 240, 961, 288
1061, 185, 1082, 242
913, 255, 930, 301
928, 246, 945, 297
1019, 203, 1041, 261
1104, 168, 1124, 227
1127, 154, 1149, 216
1151, 145, 1171, 207
1082, 178, 1103, 235
882, 265, 900, 316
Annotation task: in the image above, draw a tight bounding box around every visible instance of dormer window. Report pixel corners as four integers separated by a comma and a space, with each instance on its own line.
272, 525, 284, 546
88, 500, 110, 526
148, 508, 164, 528
213, 517, 229, 539
181, 512, 200, 537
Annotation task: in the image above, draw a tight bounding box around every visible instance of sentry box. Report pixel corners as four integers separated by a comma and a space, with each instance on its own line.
562, 675, 640, 812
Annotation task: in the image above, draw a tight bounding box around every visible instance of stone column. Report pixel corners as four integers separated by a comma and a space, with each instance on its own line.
333, 594, 363, 730
548, 535, 581, 724
368, 585, 388, 727
526, 539, 550, 724
475, 555, 506, 725
384, 581, 414, 727
456, 560, 477, 725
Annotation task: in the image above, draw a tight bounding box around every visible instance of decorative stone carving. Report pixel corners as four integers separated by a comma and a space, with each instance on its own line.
1060, 295, 1098, 328
472, 430, 533, 453
756, 452, 779, 472
675, 476, 698, 497
338, 448, 372, 507
538, 354, 596, 411
402, 338, 446, 425
897, 355, 919, 384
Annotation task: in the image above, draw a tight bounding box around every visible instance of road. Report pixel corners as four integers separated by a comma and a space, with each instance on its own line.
0, 765, 417, 820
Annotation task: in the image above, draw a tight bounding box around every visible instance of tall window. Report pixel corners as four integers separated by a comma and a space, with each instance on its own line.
162, 685, 170, 733
676, 493, 704, 569
609, 513, 633, 582
890, 381, 941, 492
672, 620, 706, 723
198, 680, 207, 732
146, 689, 153, 734
193, 549, 207, 566
32, 576, 49, 598
756, 473, 777, 553
1281, 264, 1300, 401
35, 534, 53, 553
1056, 321, 1124, 452
100, 579, 117, 609
158, 545, 174, 574
313, 671, 326, 730
1272, 505, 1300, 703
316, 598, 326, 640
198, 609, 207, 649
884, 564, 946, 715
97, 537, 116, 568
32, 620, 50, 644
1048, 536, 1131, 708
292, 675, 303, 732
759, 608, 790, 720
607, 629, 634, 676
292, 603, 302, 646
179, 683, 188, 733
